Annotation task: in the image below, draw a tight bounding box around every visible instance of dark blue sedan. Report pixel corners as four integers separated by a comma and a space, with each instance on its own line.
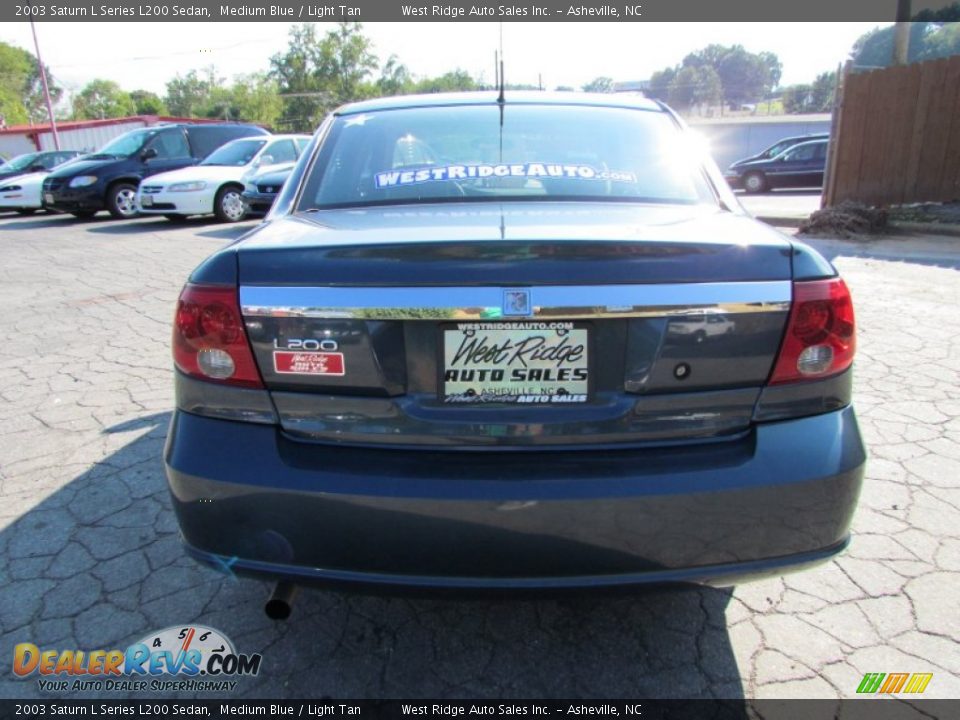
725, 138, 830, 193
164, 93, 864, 614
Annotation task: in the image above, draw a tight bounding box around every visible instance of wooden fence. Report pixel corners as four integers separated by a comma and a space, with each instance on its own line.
823, 55, 960, 207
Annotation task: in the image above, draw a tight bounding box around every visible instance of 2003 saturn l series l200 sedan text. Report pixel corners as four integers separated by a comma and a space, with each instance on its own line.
163, 92, 866, 617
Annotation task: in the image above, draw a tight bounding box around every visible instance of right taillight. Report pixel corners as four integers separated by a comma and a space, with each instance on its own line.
769, 277, 855, 385
173, 283, 263, 388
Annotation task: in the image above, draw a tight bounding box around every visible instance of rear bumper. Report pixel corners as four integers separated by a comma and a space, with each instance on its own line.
164, 407, 866, 590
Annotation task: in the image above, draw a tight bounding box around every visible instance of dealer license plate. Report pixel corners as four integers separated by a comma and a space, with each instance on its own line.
43, 193, 53, 204
442, 322, 589, 404
140, 195, 153, 206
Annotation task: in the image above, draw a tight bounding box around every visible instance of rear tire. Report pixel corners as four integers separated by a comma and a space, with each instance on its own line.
743, 172, 768, 194
214, 185, 247, 223
106, 182, 139, 219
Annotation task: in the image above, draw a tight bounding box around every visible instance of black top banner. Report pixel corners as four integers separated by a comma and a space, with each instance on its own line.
6, 0, 960, 23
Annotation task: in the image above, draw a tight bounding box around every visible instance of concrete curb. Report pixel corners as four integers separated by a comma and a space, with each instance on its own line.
756, 216, 960, 239
755, 216, 804, 228
888, 221, 960, 239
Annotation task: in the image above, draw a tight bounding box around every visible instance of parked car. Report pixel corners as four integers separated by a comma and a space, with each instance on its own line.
729, 132, 829, 168
137, 135, 309, 222
0, 154, 85, 215
241, 162, 295, 215
165, 93, 864, 610
0, 150, 82, 183
42, 123, 270, 219
725, 138, 829, 193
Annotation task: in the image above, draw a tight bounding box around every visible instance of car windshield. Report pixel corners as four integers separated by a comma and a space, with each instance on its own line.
201, 139, 268, 166
297, 104, 715, 210
1, 153, 41, 171
762, 140, 798, 158
91, 129, 157, 158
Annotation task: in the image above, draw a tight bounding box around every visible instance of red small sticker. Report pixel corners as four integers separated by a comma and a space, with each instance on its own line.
273, 351, 345, 376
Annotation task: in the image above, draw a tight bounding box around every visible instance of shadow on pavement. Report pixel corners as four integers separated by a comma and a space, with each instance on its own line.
194, 223, 261, 241
0, 411, 746, 701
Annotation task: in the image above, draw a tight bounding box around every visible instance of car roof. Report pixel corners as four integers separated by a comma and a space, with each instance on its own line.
336, 91, 664, 116
776, 138, 828, 155
774, 132, 829, 143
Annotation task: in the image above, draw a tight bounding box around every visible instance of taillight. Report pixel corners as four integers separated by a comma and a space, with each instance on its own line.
769, 277, 855, 385
173, 284, 263, 388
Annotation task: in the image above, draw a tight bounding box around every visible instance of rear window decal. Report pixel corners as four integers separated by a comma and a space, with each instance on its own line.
374, 163, 638, 189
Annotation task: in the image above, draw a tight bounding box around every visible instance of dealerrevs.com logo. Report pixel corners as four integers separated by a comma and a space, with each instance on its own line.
12, 625, 262, 693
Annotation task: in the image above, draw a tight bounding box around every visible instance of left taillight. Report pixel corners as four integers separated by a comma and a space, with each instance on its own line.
173, 283, 263, 388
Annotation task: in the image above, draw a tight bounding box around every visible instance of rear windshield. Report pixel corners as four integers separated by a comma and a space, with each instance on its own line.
297, 104, 715, 210
201, 139, 267, 166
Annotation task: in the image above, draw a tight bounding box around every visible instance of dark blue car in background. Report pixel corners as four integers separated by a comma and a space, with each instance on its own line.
164, 93, 864, 617
725, 137, 830, 193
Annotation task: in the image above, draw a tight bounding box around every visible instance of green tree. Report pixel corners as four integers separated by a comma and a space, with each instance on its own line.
782, 84, 813, 113
646, 67, 676, 102
229, 74, 282, 127
165, 69, 216, 117
415, 70, 477, 93
129, 90, 168, 115
657, 44, 782, 111
716, 45, 780, 108
0, 41, 62, 125
850, 22, 960, 68
376, 55, 413, 96
668, 66, 722, 112
72, 79, 136, 120
781, 71, 837, 114
582, 77, 614, 93
270, 22, 377, 131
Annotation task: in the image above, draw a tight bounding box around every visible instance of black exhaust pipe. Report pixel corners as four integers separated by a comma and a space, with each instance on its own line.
265, 581, 297, 620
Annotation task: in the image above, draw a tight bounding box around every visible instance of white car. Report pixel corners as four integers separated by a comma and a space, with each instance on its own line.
0, 172, 50, 215
137, 134, 310, 222
0, 153, 85, 215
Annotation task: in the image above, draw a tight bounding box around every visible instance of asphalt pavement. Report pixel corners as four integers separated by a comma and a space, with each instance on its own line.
0, 211, 957, 700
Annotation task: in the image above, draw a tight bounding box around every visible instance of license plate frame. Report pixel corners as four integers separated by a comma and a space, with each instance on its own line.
43, 193, 53, 205
140, 195, 153, 207
439, 321, 591, 405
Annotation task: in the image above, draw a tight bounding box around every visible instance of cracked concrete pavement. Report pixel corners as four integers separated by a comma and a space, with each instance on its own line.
0, 212, 957, 700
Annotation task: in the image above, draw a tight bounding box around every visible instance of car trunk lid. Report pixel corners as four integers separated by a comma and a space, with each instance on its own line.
237, 203, 793, 448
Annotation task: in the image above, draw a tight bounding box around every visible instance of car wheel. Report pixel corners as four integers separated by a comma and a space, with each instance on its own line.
71, 211, 97, 219
16, 208, 37, 216
107, 182, 139, 219
164, 214, 187, 222
214, 186, 247, 223
743, 172, 768, 194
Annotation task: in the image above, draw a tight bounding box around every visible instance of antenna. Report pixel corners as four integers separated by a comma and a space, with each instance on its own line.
494, 50, 498, 90
497, 22, 505, 104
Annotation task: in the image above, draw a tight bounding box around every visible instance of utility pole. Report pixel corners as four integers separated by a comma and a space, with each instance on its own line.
893, 0, 912, 66
28, 8, 61, 150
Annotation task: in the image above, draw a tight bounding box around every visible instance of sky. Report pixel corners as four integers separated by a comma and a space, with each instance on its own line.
0, 22, 886, 100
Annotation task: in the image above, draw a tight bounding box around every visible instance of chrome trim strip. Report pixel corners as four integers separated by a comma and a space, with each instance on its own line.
240, 282, 791, 320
